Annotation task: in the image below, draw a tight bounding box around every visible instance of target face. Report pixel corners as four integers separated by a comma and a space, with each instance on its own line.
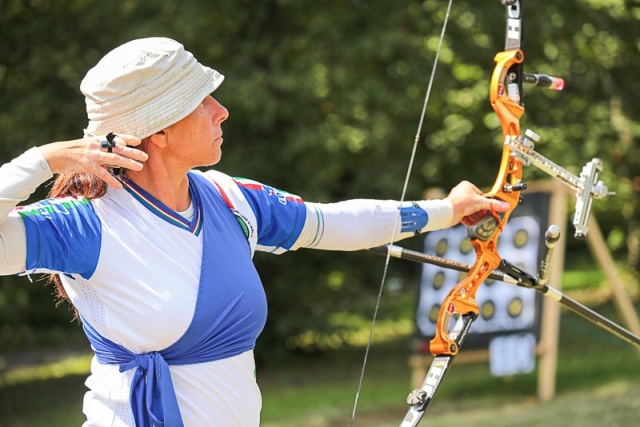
417, 215, 541, 340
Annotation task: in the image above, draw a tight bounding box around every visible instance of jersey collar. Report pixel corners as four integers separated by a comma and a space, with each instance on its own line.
120, 173, 203, 235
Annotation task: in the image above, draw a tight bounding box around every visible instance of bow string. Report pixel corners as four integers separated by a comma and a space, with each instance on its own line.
350, 0, 455, 425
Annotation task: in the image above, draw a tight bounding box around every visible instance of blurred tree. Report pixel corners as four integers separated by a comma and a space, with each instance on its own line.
0, 0, 637, 361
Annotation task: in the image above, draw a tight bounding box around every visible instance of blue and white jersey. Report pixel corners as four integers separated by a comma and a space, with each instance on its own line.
16, 169, 308, 427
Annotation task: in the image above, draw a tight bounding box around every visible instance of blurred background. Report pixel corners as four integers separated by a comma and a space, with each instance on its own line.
0, 0, 639, 425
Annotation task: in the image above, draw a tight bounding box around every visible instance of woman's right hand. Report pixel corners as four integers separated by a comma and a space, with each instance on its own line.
39, 134, 148, 188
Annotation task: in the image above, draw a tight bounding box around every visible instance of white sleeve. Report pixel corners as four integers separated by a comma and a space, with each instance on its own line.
291, 198, 453, 251
0, 147, 54, 275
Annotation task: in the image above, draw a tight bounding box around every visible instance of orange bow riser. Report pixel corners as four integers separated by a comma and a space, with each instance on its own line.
430, 48, 526, 356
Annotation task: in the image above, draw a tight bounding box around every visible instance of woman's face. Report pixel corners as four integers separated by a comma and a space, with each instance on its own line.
165, 95, 229, 168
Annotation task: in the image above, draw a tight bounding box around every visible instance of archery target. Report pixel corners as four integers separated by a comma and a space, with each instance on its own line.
417, 215, 541, 340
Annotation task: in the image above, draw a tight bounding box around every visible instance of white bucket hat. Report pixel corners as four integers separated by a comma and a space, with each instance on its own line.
81, 37, 224, 139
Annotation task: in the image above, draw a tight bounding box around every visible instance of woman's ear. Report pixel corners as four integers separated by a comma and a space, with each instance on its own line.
147, 130, 168, 149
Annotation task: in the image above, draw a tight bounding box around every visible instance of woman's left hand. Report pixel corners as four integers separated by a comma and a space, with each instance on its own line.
445, 180, 511, 227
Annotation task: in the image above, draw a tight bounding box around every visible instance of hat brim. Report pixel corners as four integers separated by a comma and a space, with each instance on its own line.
85, 63, 224, 139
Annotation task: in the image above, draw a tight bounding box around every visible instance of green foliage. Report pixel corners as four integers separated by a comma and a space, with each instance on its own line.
0, 0, 638, 359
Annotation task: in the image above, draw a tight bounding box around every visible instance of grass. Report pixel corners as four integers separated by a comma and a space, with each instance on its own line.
1, 264, 639, 427
256, 302, 640, 427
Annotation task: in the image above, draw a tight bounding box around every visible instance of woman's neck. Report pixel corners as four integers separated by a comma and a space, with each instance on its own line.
124, 158, 191, 212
